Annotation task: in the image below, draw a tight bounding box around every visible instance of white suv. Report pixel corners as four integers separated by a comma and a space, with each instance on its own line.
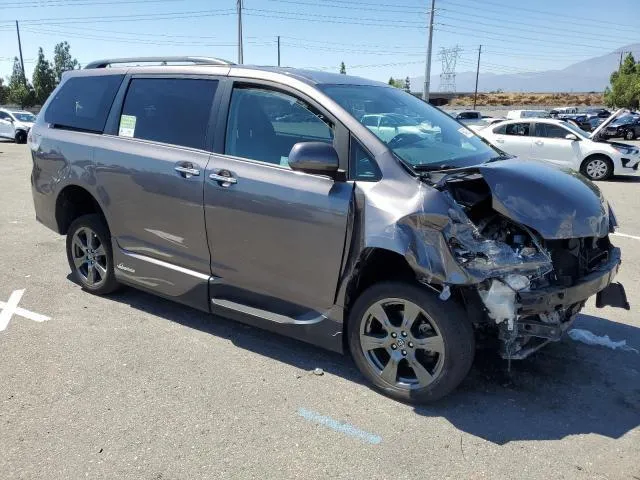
477, 113, 640, 180
0, 109, 36, 144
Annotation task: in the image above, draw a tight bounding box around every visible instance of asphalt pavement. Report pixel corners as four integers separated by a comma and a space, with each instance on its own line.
0, 139, 639, 479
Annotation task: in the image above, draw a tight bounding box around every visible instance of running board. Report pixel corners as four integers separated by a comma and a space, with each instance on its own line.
210, 298, 326, 325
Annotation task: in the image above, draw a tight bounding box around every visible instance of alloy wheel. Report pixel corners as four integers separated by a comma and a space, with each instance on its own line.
585, 158, 609, 180
71, 227, 108, 287
359, 298, 445, 390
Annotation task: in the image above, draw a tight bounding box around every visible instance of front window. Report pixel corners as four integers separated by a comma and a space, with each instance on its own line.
561, 121, 589, 138
320, 84, 499, 170
12, 112, 36, 122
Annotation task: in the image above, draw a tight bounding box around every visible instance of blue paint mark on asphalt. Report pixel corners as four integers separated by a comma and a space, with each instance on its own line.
297, 407, 382, 445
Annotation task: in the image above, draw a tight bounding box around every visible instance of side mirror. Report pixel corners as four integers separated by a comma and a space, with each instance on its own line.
288, 142, 340, 178
565, 133, 578, 141
6, 117, 14, 123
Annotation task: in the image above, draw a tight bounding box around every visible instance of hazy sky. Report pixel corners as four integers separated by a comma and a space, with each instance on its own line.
1, 0, 639, 83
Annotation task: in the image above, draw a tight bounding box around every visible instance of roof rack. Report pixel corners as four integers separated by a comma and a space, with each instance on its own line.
84, 56, 234, 69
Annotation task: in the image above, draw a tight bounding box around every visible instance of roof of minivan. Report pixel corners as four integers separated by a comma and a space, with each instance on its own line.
74, 62, 387, 88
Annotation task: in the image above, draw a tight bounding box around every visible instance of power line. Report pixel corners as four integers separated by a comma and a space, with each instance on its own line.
2, 0, 185, 8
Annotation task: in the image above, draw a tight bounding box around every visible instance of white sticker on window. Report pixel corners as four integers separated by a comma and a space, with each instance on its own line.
458, 126, 474, 138
119, 115, 137, 137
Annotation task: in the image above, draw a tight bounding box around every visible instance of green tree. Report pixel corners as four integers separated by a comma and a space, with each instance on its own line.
53, 41, 79, 83
0, 78, 7, 104
404, 76, 411, 93
605, 53, 640, 109
388, 76, 395, 85
7, 57, 35, 108
32, 47, 57, 105
339, 61, 346, 74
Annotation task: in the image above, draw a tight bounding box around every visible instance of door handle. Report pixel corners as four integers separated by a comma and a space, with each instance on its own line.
209, 171, 237, 185
174, 165, 200, 177
495, 138, 504, 143
534, 140, 543, 146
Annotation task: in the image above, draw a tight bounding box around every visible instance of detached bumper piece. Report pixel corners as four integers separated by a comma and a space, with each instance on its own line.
596, 282, 630, 310
516, 247, 622, 316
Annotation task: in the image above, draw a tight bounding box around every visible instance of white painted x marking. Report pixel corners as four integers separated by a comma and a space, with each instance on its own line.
0, 289, 51, 332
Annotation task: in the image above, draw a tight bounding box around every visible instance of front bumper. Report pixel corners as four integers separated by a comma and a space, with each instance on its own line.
517, 247, 621, 315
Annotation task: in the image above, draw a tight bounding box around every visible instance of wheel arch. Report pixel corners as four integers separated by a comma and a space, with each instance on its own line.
580, 153, 614, 176
55, 185, 107, 235
341, 247, 417, 351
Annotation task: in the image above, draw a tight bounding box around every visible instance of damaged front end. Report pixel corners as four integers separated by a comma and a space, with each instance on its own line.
369, 159, 627, 361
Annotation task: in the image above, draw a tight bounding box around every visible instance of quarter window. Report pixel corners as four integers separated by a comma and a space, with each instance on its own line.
44, 75, 124, 133
225, 87, 333, 166
350, 137, 381, 181
119, 78, 218, 150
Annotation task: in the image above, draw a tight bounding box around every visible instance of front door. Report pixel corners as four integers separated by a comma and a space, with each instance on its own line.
0, 111, 13, 139
204, 84, 352, 320
531, 122, 580, 168
94, 76, 220, 309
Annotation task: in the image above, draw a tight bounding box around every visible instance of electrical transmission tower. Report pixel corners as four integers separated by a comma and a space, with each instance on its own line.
439, 45, 461, 92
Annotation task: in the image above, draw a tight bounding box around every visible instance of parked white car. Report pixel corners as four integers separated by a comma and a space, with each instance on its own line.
475, 113, 640, 180
0, 109, 36, 144
506, 109, 551, 120
360, 113, 440, 142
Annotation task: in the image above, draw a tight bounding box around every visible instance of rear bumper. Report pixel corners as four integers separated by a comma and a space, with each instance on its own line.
517, 247, 621, 315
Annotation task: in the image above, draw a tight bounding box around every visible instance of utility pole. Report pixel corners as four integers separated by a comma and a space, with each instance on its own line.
277, 35, 281, 66
619, 51, 624, 70
237, 0, 243, 64
15, 20, 26, 86
423, 0, 436, 102
473, 45, 482, 109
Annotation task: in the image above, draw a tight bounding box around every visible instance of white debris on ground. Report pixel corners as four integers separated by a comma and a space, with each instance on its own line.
568, 329, 638, 353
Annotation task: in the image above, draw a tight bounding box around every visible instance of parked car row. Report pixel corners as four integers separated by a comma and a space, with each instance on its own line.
472, 110, 640, 180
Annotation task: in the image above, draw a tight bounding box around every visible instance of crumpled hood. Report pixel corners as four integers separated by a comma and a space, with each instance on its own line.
476, 159, 609, 239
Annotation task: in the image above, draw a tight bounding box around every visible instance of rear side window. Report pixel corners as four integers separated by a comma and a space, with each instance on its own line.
119, 78, 218, 150
44, 75, 124, 133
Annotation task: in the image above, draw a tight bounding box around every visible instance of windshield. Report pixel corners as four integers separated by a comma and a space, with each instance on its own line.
12, 112, 36, 122
319, 84, 500, 170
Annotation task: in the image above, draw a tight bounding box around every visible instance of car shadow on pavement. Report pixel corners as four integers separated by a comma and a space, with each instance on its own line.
611, 175, 640, 183
417, 313, 640, 444
104, 284, 640, 445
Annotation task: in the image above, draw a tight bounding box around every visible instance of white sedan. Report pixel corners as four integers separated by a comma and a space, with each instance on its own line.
475, 113, 640, 180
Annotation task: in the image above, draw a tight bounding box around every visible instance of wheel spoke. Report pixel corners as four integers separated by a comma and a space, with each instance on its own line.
86, 264, 95, 284
84, 229, 94, 250
401, 301, 420, 330
94, 244, 106, 258
413, 334, 444, 354
94, 262, 107, 280
369, 303, 391, 329
380, 354, 400, 384
360, 333, 388, 352
73, 236, 86, 254
73, 254, 87, 269
408, 355, 434, 386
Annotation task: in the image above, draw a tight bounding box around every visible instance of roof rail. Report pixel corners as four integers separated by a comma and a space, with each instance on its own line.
84, 56, 234, 69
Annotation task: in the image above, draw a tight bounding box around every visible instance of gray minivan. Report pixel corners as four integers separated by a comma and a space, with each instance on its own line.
29, 57, 626, 403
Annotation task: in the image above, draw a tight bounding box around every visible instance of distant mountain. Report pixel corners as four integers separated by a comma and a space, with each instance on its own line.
411, 43, 640, 93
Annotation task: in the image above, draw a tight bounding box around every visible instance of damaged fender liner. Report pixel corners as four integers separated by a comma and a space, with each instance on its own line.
517, 247, 621, 315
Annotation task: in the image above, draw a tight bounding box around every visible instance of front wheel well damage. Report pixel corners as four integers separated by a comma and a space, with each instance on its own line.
55, 185, 106, 235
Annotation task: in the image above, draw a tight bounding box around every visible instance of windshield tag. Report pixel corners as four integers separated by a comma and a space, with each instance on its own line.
458, 127, 474, 138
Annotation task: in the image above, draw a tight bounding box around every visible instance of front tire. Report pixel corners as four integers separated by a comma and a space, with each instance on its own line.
14, 130, 27, 144
348, 281, 475, 403
624, 129, 636, 140
66, 214, 120, 295
581, 155, 613, 181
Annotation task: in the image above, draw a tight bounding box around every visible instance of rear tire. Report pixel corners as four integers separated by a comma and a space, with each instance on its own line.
14, 130, 27, 144
348, 281, 475, 403
66, 214, 120, 295
580, 155, 613, 181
